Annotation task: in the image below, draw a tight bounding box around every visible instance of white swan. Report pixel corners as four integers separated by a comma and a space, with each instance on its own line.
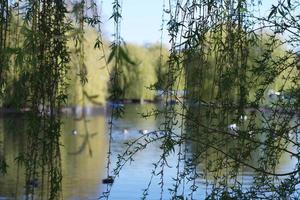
71, 129, 78, 135
139, 129, 148, 134
228, 123, 239, 136
240, 115, 248, 121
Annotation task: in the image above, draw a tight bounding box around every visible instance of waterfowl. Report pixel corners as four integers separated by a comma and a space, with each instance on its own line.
108, 102, 124, 109
102, 176, 114, 184
228, 123, 238, 132
156, 130, 165, 135
248, 130, 254, 137
123, 129, 128, 134
27, 178, 38, 188
139, 129, 148, 134
240, 115, 248, 121
228, 123, 239, 136
71, 129, 78, 135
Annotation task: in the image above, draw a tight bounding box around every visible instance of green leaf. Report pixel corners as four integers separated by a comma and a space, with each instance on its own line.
0, 159, 8, 175
83, 90, 99, 99
94, 38, 102, 49
108, 45, 116, 64
119, 46, 136, 65
287, 0, 291, 8
278, 8, 285, 17
268, 5, 277, 20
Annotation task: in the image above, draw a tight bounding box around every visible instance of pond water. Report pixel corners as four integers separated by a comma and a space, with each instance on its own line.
0, 104, 298, 199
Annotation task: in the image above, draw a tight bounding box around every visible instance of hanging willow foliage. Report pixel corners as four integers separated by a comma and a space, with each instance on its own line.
0, 0, 9, 176
110, 0, 300, 199
0, 0, 72, 199
0, 0, 9, 94
19, 0, 71, 198
0, 0, 300, 199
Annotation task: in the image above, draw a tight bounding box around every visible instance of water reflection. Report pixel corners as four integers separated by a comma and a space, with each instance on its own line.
187, 106, 299, 198
61, 113, 107, 200
0, 113, 107, 200
0, 104, 298, 199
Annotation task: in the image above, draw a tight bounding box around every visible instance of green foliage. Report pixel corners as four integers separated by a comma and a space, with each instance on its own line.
1, 0, 72, 198
0, 158, 8, 175
109, 1, 300, 200
185, 32, 297, 105
1, 0, 300, 199
67, 28, 109, 106
107, 43, 182, 101
2, 17, 177, 107
112, 44, 157, 100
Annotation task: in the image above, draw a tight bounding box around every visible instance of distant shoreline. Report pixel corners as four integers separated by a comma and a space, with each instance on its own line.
0, 101, 299, 117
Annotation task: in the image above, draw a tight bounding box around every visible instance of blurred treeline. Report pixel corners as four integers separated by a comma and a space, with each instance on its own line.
1, 14, 178, 108
185, 32, 299, 106
2, 15, 298, 109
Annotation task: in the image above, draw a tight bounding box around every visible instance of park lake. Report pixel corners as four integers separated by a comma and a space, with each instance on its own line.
0, 104, 299, 199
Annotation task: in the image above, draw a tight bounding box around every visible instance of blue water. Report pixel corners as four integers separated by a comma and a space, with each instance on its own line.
0, 104, 298, 199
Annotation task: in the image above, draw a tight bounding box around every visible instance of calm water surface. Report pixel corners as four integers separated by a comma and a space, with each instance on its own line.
0, 104, 298, 199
